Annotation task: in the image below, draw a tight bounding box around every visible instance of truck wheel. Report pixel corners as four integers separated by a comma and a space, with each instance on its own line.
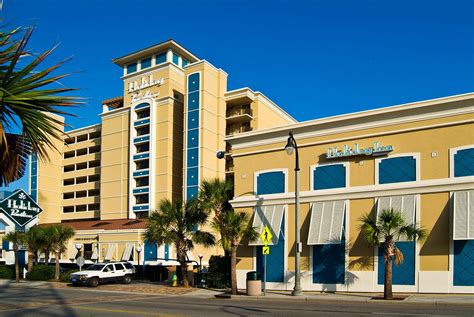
123, 275, 132, 284
89, 277, 99, 287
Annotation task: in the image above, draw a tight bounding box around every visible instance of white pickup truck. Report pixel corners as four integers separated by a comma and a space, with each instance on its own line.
70, 262, 136, 287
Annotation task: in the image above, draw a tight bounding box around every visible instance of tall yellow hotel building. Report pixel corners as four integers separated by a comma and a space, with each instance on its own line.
228, 93, 474, 293
28, 40, 296, 278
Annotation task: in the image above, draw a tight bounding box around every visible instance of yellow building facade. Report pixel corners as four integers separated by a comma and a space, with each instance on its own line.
29, 40, 295, 277
227, 93, 474, 293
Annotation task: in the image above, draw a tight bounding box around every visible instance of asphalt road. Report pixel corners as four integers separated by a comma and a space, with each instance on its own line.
0, 284, 472, 317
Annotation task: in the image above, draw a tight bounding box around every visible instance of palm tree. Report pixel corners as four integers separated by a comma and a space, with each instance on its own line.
48, 224, 75, 280
4, 231, 25, 283
23, 226, 46, 271
40, 225, 55, 265
194, 178, 233, 256
145, 199, 215, 287
360, 208, 427, 299
0, 27, 80, 186
213, 209, 258, 295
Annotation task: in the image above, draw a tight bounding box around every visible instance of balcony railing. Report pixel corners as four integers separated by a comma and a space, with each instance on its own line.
226, 126, 253, 136
226, 108, 253, 118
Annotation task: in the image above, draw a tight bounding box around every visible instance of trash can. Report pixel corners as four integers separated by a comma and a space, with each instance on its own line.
246, 271, 262, 296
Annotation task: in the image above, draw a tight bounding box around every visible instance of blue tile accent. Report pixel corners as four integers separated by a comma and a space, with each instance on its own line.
313, 164, 346, 190
30, 153, 38, 201
133, 205, 149, 211
256, 171, 285, 195
188, 73, 200, 92
454, 148, 474, 177
378, 241, 415, 285
164, 244, 169, 261
188, 92, 200, 111
379, 156, 416, 184
133, 170, 149, 177
187, 167, 199, 186
313, 224, 345, 284
2, 239, 10, 251
18, 250, 26, 268
133, 187, 149, 194
134, 118, 150, 127
187, 148, 199, 167
186, 186, 198, 200
187, 111, 199, 130
453, 240, 474, 286
257, 215, 285, 282
127, 62, 137, 74
156, 53, 166, 64
134, 135, 150, 143
135, 103, 150, 110
141, 57, 151, 69
172, 52, 179, 65
30, 189, 37, 201
144, 241, 157, 261
133, 153, 150, 160
187, 129, 199, 148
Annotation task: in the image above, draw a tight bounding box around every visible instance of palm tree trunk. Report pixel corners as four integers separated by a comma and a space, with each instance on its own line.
14, 248, 19, 283
384, 240, 394, 300
27, 251, 33, 271
45, 249, 50, 265
55, 252, 60, 280
176, 245, 189, 287
230, 245, 238, 295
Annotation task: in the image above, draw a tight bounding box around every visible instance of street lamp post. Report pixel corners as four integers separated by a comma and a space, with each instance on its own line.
285, 131, 303, 296
198, 254, 203, 288
75, 243, 83, 271
136, 245, 142, 279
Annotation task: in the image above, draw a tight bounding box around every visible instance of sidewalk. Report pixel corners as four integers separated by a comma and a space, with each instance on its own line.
186, 288, 474, 306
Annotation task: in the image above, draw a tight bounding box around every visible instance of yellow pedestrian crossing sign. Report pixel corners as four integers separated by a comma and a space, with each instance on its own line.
261, 226, 273, 245
262, 246, 270, 255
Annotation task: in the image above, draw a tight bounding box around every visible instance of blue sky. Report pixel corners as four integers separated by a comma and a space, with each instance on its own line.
1, 0, 473, 191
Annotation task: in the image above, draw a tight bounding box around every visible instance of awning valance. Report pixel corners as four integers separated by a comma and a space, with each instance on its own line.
308, 200, 345, 245
377, 195, 416, 241
454, 190, 474, 240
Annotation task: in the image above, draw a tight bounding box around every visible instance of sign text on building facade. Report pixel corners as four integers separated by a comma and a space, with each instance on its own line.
127, 74, 164, 102
326, 141, 393, 159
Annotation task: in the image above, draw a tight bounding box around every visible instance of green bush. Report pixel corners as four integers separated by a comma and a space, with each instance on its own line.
0, 265, 15, 279
59, 269, 79, 283
205, 255, 230, 288
26, 265, 55, 281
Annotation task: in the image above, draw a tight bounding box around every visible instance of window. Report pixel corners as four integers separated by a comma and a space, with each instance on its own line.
114, 263, 125, 271
137, 109, 150, 119
76, 176, 87, 184
89, 160, 100, 168
141, 57, 151, 69
64, 151, 75, 159
156, 53, 166, 64
76, 205, 87, 212
63, 192, 74, 199
89, 145, 101, 154
88, 203, 100, 211
76, 134, 88, 142
172, 52, 179, 65
64, 164, 75, 172
89, 131, 101, 139
308, 201, 345, 245
249, 205, 285, 246
88, 189, 100, 197
64, 137, 75, 145
378, 156, 416, 184
136, 143, 149, 153
136, 126, 150, 136
454, 147, 474, 177
76, 148, 87, 156
63, 178, 75, 186
256, 171, 286, 195
136, 177, 149, 187
76, 190, 87, 198
76, 162, 87, 170
83, 244, 93, 260
88, 174, 100, 182
136, 160, 149, 170
63, 206, 74, 213
136, 194, 149, 204
182, 59, 188, 68
127, 62, 137, 74
312, 164, 346, 190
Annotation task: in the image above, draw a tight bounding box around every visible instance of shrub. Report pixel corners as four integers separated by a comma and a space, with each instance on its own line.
0, 265, 15, 279
26, 265, 55, 281
59, 269, 79, 283
205, 255, 230, 288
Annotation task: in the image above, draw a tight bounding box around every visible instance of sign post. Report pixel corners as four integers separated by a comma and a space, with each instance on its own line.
261, 226, 272, 296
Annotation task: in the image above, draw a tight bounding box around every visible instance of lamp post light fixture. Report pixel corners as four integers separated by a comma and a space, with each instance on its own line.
75, 243, 83, 271
198, 254, 204, 288
136, 245, 143, 280
75, 243, 82, 255
285, 131, 303, 296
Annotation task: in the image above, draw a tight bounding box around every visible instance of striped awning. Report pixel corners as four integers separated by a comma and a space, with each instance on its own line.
454, 190, 474, 240
377, 195, 416, 241
308, 201, 345, 245
105, 243, 116, 261
249, 205, 285, 246
121, 243, 134, 261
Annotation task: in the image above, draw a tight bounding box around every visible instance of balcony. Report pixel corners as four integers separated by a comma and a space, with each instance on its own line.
226, 108, 253, 123
226, 125, 253, 136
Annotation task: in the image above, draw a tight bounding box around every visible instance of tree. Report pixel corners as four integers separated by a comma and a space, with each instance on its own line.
4, 231, 25, 283
212, 209, 258, 295
145, 199, 215, 287
40, 225, 55, 265
48, 224, 75, 280
0, 27, 80, 186
360, 208, 427, 299
194, 178, 233, 256
22, 226, 46, 271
